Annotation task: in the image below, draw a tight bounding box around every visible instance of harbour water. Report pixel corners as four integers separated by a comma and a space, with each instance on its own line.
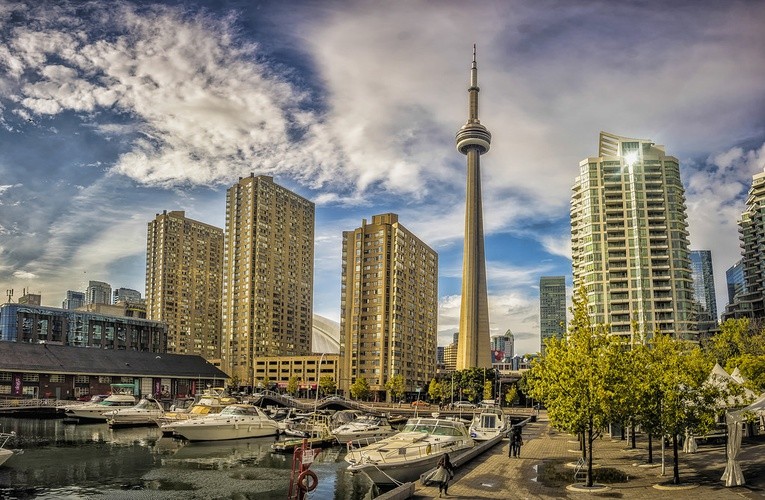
0, 417, 374, 499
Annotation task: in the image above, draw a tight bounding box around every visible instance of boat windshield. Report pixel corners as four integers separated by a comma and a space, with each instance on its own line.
134, 399, 155, 409
220, 406, 257, 416
401, 420, 464, 436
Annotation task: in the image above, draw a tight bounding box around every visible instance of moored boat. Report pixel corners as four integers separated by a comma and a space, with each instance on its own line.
468, 407, 507, 441
156, 388, 238, 435
172, 404, 279, 441
62, 383, 137, 422
344, 417, 474, 487
105, 397, 166, 428
0, 431, 15, 467
332, 414, 397, 444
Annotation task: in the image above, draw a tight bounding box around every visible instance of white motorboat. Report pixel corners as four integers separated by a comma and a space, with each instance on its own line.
63, 384, 137, 421
0, 431, 15, 467
468, 407, 507, 441
345, 417, 474, 486
104, 397, 166, 428
156, 388, 238, 435
172, 404, 279, 441
332, 415, 398, 444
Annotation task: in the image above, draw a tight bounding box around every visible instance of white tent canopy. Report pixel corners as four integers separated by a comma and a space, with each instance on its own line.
722, 392, 765, 487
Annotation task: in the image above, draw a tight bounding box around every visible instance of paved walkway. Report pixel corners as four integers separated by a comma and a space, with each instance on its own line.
411, 411, 765, 499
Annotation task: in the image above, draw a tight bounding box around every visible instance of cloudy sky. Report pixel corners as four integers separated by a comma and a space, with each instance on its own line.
0, 0, 764, 355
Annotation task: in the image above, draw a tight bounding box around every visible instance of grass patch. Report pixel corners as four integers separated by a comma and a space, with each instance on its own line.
538, 460, 628, 487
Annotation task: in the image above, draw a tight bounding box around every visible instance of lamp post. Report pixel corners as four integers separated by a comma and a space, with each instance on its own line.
314, 352, 326, 413
414, 386, 422, 417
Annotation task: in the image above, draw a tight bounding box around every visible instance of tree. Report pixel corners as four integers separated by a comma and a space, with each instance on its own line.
526, 286, 624, 487
428, 378, 440, 402
483, 380, 493, 401
385, 374, 406, 402
504, 386, 518, 406
704, 318, 765, 392
287, 376, 300, 396
350, 377, 370, 400
319, 375, 336, 396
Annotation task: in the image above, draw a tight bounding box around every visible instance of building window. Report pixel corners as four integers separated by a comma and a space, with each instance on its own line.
49, 374, 65, 383
98, 376, 112, 384
74, 375, 89, 384
22, 374, 39, 382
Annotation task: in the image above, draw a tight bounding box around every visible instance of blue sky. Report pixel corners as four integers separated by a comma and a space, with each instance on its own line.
0, 0, 763, 355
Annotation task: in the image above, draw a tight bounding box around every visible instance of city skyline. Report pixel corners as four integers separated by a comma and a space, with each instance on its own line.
0, 1, 764, 355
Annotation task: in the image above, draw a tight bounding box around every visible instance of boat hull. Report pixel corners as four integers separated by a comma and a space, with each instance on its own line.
0, 448, 12, 467
174, 422, 279, 441
348, 453, 441, 487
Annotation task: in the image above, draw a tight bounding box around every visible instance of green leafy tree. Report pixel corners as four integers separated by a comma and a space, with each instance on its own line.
287, 376, 300, 396
428, 378, 440, 402
504, 386, 518, 406
385, 374, 406, 402
526, 286, 624, 487
483, 380, 493, 401
319, 376, 336, 396
704, 318, 765, 392
350, 377, 370, 400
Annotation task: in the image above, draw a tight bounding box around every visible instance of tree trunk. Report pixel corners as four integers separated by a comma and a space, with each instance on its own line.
672, 433, 680, 484
587, 419, 594, 487
647, 432, 653, 463
620, 421, 626, 440
630, 421, 636, 449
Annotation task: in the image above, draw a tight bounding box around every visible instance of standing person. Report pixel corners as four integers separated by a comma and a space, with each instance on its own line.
430, 453, 455, 497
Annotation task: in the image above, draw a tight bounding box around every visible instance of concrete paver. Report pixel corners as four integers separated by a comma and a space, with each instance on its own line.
410, 410, 765, 499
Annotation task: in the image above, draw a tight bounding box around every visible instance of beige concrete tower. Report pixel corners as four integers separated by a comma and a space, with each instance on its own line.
455, 45, 492, 369
146, 210, 224, 362
221, 175, 315, 387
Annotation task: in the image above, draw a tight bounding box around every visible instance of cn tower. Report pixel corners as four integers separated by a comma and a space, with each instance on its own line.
455, 45, 492, 370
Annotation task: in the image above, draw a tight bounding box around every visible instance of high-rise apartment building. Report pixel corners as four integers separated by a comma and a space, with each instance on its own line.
689, 250, 718, 330
146, 210, 223, 362
339, 213, 438, 400
723, 171, 765, 320
62, 290, 85, 310
571, 132, 696, 339
86, 281, 111, 305
222, 175, 315, 387
540, 276, 567, 353
503, 329, 515, 359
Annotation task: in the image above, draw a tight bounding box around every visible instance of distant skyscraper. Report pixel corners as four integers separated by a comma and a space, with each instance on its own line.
723, 171, 765, 319
339, 213, 438, 400
571, 132, 696, 339
146, 210, 223, 361
437, 346, 445, 364
222, 175, 315, 387
540, 276, 567, 352
86, 281, 112, 305
726, 260, 746, 305
490, 334, 506, 362
689, 250, 718, 329
456, 46, 492, 370
113, 288, 142, 304
62, 290, 85, 310
504, 329, 514, 359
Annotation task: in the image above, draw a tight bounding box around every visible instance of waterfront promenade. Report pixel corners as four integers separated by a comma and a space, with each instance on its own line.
412, 410, 765, 499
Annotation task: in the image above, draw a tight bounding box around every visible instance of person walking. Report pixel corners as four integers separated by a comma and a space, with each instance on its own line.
430, 453, 455, 497
509, 427, 524, 458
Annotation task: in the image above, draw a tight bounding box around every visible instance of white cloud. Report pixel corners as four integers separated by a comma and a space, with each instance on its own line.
13, 270, 36, 279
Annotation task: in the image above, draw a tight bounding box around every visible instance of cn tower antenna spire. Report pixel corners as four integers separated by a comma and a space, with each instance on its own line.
455, 45, 492, 370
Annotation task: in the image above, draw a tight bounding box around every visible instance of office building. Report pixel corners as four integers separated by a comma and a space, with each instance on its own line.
571, 132, 696, 339
726, 260, 746, 305
503, 329, 515, 359
540, 276, 567, 353
253, 354, 340, 396
86, 281, 112, 305
113, 288, 142, 304
456, 46, 492, 370
339, 213, 438, 400
443, 342, 458, 372
146, 210, 223, 362
222, 175, 315, 387
62, 291, 85, 310
0, 302, 166, 351
723, 171, 765, 319
689, 250, 718, 330
18, 293, 41, 306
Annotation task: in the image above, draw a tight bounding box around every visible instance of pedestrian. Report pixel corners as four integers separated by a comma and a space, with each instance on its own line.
509, 427, 524, 458
430, 453, 455, 497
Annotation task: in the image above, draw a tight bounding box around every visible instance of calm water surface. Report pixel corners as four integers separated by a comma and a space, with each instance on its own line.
0, 417, 374, 499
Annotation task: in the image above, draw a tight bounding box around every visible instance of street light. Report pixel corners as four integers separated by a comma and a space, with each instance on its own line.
314, 352, 326, 412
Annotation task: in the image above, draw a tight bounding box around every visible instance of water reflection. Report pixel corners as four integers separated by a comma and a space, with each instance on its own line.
0, 417, 373, 499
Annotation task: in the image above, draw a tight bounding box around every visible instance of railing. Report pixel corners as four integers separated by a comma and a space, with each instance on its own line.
0, 398, 71, 409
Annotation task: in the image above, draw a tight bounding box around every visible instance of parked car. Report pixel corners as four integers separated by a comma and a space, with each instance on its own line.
411, 400, 430, 407
453, 401, 476, 409
479, 399, 497, 408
